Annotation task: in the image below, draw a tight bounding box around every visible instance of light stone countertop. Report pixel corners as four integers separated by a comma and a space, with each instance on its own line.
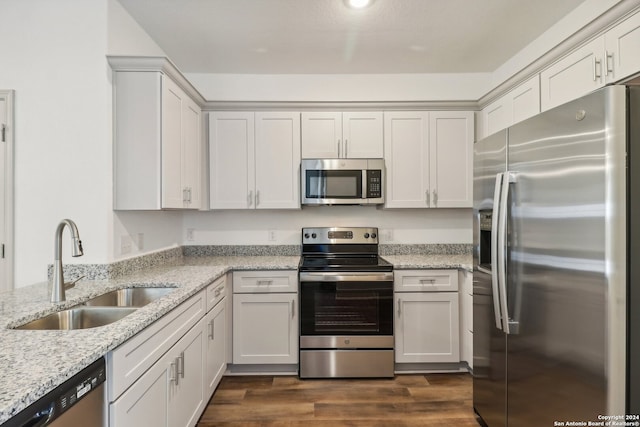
383, 253, 472, 271
0, 253, 467, 424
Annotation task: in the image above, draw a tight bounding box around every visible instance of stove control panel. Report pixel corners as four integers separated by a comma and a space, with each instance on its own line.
302, 227, 379, 244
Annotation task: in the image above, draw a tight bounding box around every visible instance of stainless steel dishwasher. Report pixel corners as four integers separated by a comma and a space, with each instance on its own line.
5, 357, 106, 427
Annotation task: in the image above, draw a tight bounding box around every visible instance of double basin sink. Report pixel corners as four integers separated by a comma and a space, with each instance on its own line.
15, 287, 176, 330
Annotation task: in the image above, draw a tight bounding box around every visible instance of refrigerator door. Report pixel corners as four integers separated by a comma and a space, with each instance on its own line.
473, 130, 507, 427
505, 87, 626, 425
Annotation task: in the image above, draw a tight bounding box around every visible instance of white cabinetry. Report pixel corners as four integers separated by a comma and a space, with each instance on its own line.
540, 37, 606, 111
232, 270, 298, 365
394, 270, 460, 363
384, 111, 473, 208
605, 9, 640, 84
301, 112, 383, 159
108, 291, 207, 427
113, 71, 201, 210
209, 112, 300, 209
481, 75, 540, 138
204, 276, 227, 396
541, 9, 640, 111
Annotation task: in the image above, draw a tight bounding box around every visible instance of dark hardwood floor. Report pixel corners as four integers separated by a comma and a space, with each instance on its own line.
197, 373, 481, 426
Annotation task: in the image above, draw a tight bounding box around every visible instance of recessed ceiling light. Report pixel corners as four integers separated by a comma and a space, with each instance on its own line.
345, 0, 373, 9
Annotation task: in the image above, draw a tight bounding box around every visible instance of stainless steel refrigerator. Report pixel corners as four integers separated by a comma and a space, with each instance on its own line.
473, 84, 639, 426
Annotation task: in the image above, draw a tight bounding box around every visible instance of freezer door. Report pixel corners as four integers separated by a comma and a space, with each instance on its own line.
473, 130, 507, 427
506, 86, 627, 425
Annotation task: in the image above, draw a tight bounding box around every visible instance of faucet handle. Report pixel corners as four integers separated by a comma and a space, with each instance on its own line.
64, 275, 85, 290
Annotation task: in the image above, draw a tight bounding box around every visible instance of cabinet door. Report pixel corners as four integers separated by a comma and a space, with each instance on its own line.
342, 112, 383, 158
162, 76, 185, 209
301, 112, 342, 158
204, 299, 226, 397
255, 112, 301, 209
109, 356, 170, 427
429, 111, 474, 208
511, 75, 540, 126
605, 9, 640, 84
394, 292, 460, 363
233, 293, 298, 364
482, 97, 511, 139
209, 112, 255, 209
383, 112, 430, 208
182, 96, 201, 209
540, 36, 605, 111
168, 318, 206, 427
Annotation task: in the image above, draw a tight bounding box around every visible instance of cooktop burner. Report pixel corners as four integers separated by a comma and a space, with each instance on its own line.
299, 227, 392, 272
299, 255, 392, 272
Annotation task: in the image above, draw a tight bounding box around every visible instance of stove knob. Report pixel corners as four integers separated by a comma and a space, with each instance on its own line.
311, 233, 317, 239
304, 233, 310, 239
371, 233, 377, 238
364, 233, 370, 239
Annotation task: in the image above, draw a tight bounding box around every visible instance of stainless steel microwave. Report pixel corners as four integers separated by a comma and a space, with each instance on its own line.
301, 158, 385, 205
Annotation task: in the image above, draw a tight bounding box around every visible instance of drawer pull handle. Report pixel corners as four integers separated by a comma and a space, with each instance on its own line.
170, 361, 178, 385
177, 352, 185, 379
419, 279, 437, 284
257, 280, 273, 286
397, 298, 402, 315
208, 319, 215, 340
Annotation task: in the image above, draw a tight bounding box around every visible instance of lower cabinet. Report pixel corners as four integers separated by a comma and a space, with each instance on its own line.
232, 292, 298, 364
205, 296, 226, 395
394, 269, 460, 364
108, 276, 228, 427
232, 270, 298, 365
109, 316, 206, 427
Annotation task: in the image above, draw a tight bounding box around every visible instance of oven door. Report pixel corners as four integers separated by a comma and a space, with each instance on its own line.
299, 272, 393, 349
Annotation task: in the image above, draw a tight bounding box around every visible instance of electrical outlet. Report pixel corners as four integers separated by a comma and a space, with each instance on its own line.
268, 229, 277, 242
137, 233, 144, 250
186, 228, 195, 241
382, 229, 394, 242
121, 235, 132, 255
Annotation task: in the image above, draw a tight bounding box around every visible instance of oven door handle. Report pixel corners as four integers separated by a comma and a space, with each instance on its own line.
299, 272, 394, 282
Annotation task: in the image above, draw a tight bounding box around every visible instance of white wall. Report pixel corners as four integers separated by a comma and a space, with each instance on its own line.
0, 0, 113, 287
186, 73, 491, 102
183, 208, 472, 245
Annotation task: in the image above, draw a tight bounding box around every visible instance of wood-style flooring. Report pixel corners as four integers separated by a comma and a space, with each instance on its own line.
197, 373, 480, 426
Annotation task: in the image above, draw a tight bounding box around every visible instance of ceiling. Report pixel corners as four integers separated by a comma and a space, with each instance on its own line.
118, 0, 587, 74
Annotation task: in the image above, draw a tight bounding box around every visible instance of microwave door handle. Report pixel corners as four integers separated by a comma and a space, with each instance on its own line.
491, 172, 504, 330
362, 170, 367, 199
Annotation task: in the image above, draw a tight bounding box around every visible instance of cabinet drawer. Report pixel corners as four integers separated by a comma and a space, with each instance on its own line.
206, 275, 227, 312
394, 269, 458, 292
233, 270, 298, 293
107, 290, 205, 401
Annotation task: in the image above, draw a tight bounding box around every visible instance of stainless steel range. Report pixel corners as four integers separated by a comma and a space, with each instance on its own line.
298, 227, 394, 378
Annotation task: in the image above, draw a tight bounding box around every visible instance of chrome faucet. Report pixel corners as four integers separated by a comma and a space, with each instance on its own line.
51, 219, 84, 303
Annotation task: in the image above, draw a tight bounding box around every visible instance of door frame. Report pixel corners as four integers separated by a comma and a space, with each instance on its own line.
0, 90, 14, 291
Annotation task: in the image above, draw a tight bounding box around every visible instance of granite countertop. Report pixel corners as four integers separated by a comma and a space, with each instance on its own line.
0, 253, 466, 424
383, 253, 472, 271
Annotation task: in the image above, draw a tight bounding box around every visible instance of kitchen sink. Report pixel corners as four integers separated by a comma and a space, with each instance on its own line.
15, 307, 137, 330
82, 287, 176, 307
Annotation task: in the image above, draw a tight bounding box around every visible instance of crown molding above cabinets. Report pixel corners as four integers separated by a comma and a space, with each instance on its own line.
107, 56, 207, 106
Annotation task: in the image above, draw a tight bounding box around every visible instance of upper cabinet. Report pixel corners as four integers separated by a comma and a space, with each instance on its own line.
481, 75, 540, 139
301, 112, 383, 159
113, 71, 201, 210
209, 112, 301, 210
384, 111, 474, 208
541, 9, 640, 111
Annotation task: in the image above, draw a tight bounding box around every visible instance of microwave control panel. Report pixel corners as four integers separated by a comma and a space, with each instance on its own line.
366, 170, 382, 198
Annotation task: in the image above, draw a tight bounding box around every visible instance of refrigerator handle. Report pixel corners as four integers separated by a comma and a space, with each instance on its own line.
497, 171, 520, 335
491, 172, 505, 330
